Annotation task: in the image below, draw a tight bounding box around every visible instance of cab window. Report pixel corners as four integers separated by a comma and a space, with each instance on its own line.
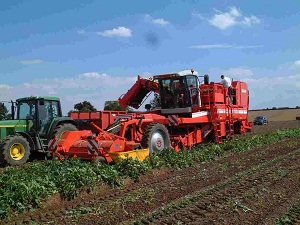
18, 100, 36, 120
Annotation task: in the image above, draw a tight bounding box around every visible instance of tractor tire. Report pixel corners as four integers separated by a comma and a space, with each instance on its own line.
0, 135, 30, 166
142, 123, 171, 154
52, 123, 78, 140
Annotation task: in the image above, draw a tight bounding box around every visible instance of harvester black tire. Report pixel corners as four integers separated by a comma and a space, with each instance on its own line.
52, 123, 78, 140
142, 123, 170, 154
0, 135, 30, 166
91, 156, 107, 166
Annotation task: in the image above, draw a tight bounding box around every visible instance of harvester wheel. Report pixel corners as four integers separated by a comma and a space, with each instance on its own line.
142, 123, 170, 154
0, 135, 30, 166
52, 123, 78, 140
91, 156, 107, 166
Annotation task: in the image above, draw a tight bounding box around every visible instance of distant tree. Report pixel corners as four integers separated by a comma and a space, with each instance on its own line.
67, 101, 97, 116
74, 101, 97, 112
104, 101, 135, 111
272, 107, 277, 110
5, 113, 12, 120
150, 93, 161, 110
104, 100, 129, 111
67, 110, 74, 117
0, 104, 8, 120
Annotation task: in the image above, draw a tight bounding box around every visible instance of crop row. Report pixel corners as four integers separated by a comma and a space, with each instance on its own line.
131, 148, 300, 224
0, 127, 299, 219
276, 198, 300, 224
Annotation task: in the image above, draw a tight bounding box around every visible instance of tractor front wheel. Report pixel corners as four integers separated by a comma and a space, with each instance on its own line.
142, 123, 171, 154
0, 135, 30, 166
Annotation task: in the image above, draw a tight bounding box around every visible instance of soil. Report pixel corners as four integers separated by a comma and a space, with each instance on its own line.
249, 108, 300, 121
2, 120, 300, 225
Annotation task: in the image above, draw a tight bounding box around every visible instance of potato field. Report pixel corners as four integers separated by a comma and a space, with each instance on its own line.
0, 120, 299, 225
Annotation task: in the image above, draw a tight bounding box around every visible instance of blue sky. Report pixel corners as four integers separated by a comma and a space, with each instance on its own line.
1, 0, 300, 113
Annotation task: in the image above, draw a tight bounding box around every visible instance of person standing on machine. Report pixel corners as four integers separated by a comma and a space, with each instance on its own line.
220, 75, 234, 104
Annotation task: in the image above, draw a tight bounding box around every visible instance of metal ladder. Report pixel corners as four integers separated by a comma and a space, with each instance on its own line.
226, 105, 234, 139
211, 106, 222, 143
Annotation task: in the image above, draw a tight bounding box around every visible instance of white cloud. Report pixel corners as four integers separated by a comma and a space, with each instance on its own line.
144, 14, 170, 25
294, 60, 300, 66
0, 84, 13, 89
288, 60, 300, 70
19, 59, 43, 65
241, 16, 260, 26
224, 67, 253, 77
229, 7, 241, 17
208, 6, 260, 30
0, 72, 140, 114
0, 85, 13, 101
191, 11, 205, 20
77, 29, 85, 34
189, 44, 233, 49
97, 26, 132, 38
189, 44, 262, 49
79, 72, 108, 78
243, 73, 300, 109
152, 18, 169, 25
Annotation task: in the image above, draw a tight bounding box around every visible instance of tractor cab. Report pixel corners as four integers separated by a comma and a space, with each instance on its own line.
154, 70, 200, 114
16, 97, 62, 137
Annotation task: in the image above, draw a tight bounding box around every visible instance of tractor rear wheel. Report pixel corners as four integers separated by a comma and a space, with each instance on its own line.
0, 135, 30, 166
52, 123, 78, 140
142, 123, 170, 154
50, 123, 77, 158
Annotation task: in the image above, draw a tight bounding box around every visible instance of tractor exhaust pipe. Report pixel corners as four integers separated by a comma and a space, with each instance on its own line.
11, 100, 15, 120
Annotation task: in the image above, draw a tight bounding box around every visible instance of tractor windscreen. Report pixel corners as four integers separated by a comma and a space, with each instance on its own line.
18, 100, 36, 120
38, 100, 61, 135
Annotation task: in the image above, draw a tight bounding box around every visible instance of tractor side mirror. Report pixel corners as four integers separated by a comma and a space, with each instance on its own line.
39, 98, 45, 105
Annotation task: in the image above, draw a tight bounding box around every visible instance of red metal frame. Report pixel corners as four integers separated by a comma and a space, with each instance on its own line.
118, 76, 159, 109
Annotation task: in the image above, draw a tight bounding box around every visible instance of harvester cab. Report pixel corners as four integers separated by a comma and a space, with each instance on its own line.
154, 69, 201, 114
0, 96, 77, 166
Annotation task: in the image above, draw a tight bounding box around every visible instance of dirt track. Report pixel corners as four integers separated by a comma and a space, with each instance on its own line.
3, 120, 300, 225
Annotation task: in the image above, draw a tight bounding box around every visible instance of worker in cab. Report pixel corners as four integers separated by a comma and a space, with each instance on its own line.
220, 75, 234, 104
189, 84, 198, 105
163, 86, 174, 108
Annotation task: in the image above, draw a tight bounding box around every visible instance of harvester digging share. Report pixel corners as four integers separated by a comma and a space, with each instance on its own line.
49, 69, 253, 164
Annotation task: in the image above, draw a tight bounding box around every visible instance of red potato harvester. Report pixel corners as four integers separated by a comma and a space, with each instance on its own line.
49, 69, 252, 164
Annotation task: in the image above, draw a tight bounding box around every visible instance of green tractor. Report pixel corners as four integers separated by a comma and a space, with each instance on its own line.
0, 96, 78, 166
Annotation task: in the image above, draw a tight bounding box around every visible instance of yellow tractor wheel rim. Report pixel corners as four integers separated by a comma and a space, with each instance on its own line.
10, 143, 26, 160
